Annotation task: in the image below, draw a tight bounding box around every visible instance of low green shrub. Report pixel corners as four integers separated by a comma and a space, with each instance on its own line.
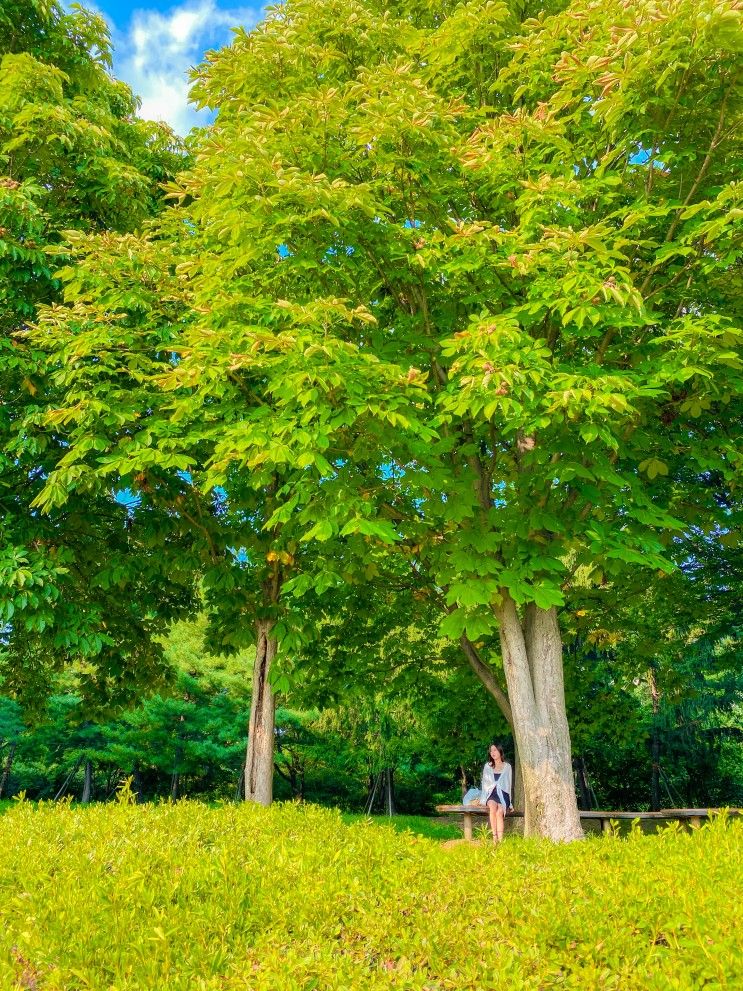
0, 800, 739, 989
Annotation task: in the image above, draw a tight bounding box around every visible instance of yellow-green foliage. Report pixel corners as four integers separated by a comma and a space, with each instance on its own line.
0, 801, 740, 990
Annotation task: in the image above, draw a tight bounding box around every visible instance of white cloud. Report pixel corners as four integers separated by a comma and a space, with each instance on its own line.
110, 1, 265, 134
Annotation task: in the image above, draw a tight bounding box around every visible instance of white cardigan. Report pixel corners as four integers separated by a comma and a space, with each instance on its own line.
480, 761, 513, 808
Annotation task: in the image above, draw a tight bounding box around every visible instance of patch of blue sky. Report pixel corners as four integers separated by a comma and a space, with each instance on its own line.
114, 487, 140, 511
74, 1, 267, 135
229, 546, 249, 565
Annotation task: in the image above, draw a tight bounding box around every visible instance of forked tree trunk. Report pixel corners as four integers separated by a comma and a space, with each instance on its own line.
459, 635, 524, 808
244, 618, 277, 805
495, 594, 583, 841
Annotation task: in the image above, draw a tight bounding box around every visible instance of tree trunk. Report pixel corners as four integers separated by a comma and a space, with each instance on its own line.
495, 594, 583, 841
244, 618, 277, 805
648, 667, 661, 811
234, 762, 246, 802
171, 741, 182, 802
0, 742, 16, 799
383, 767, 395, 816
574, 756, 591, 811
81, 760, 93, 803
511, 744, 525, 811
459, 635, 512, 725
459, 764, 468, 800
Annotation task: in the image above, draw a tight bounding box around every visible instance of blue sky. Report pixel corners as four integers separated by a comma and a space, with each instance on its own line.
84, 1, 268, 133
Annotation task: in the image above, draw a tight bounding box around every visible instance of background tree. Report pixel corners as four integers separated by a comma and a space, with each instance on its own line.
0, 0, 196, 705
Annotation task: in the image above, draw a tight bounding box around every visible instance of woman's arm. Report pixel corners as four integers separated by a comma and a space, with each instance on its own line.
480, 764, 490, 803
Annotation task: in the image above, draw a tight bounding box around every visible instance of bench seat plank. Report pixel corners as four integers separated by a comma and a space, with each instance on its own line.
436, 805, 740, 837
437, 805, 739, 818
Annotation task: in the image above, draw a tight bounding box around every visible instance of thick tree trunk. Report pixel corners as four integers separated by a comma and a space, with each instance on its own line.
244, 618, 277, 805
0, 742, 16, 799
495, 594, 583, 841
81, 760, 93, 803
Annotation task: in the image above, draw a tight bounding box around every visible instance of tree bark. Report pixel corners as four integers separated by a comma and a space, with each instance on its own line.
648, 666, 661, 812
383, 767, 395, 817
0, 742, 16, 799
574, 756, 591, 811
244, 618, 277, 805
494, 593, 583, 841
459, 764, 468, 800
171, 741, 182, 802
81, 760, 93, 803
459, 635, 512, 725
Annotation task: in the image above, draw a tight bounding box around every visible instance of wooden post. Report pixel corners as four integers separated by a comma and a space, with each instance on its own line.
602, 818, 611, 835
463, 812, 473, 841
690, 815, 702, 830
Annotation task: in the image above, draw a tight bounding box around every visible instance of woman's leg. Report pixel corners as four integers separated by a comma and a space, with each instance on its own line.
487, 800, 499, 843
494, 804, 505, 842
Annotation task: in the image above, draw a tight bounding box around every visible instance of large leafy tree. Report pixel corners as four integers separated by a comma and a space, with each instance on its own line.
27, 0, 742, 838
182, 0, 740, 837
23, 151, 430, 805
0, 0, 195, 702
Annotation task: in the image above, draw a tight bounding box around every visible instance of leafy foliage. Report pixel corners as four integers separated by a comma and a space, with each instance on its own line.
0, 0, 195, 703
0, 801, 740, 989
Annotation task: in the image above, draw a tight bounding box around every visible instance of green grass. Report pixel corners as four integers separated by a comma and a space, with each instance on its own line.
0, 800, 740, 989
341, 812, 461, 841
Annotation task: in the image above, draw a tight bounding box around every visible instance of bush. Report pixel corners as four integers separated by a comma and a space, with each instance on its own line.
0, 801, 740, 989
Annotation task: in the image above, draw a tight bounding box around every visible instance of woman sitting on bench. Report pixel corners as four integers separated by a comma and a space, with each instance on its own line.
481, 743, 513, 844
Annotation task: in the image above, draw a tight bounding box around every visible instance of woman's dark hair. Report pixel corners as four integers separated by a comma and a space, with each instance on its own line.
488, 743, 505, 767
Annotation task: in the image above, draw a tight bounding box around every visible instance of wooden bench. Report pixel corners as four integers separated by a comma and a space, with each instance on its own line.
436, 805, 741, 840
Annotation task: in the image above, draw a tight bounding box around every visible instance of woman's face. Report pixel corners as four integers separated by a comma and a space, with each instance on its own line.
489, 745, 501, 763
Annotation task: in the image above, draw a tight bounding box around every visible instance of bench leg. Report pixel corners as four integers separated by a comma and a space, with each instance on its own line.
602, 818, 611, 835
463, 813, 473, 841
690, 816, 702, 830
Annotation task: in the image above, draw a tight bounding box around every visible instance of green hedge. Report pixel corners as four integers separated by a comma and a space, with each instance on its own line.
0, 800, 740, 989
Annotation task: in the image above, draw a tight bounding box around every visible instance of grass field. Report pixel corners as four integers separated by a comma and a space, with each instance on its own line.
0, 799, 740, 989
341, 812, 462, 841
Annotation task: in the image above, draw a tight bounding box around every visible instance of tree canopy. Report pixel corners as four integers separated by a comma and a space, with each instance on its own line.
0, 0, 195, 706
3, 0, 742, 836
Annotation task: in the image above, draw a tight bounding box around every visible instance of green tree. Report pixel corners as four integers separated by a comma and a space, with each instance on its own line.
0, 0, 195, 704
179, 0, 739, 837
